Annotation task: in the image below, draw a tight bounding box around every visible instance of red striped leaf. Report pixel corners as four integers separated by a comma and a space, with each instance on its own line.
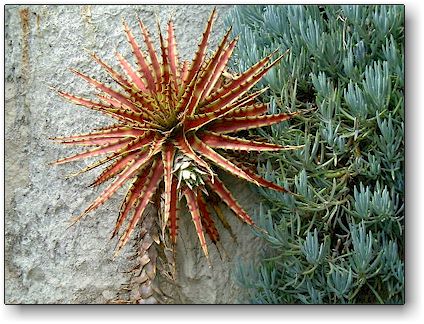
157, 21, 171, 93
188, 54, 287, 130
184, 189, 209, 259
115, 51, 147, 91
71, 68, 142, 115
183, 8, 217, 89
182, 28, 234, 117
68, 132, 156, 177
122, 20, 156, 91
90, 135, 163, 187
180, 60, 190, 87
72, 150, 154, 224
111, 167, 151, 238
90, 151, 139, 187
207, 112, 297, 134
51, 127, 146, 146
205, 176, 253, 225
188, 135, 260, 186
52, 138, 133, 165
138, 17, 161, 88
116, 158, 164, 252
197, 131, 286, 151
167, 20, 179, 89
168, 177, 179, 245
197, 191, 219, 244
111, 167, 150, 239
226, 103, 268, 118
227, 157, 289, 193
200, 32, 237, 102
54, 89, 112, 113
88, 51, 134, 91
161, 143, 177, 237
203, 49, 288, 106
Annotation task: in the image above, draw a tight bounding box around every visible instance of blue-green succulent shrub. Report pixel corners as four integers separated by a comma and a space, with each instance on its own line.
225, 5, 404, 304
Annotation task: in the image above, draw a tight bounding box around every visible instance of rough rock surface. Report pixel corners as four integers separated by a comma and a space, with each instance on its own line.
5, 4, 263, 304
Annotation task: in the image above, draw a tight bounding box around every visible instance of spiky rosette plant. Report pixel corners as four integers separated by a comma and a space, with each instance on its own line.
51, 8, 296, 276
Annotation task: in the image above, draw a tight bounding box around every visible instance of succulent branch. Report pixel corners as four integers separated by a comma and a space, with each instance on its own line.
226, 4, 404, 304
